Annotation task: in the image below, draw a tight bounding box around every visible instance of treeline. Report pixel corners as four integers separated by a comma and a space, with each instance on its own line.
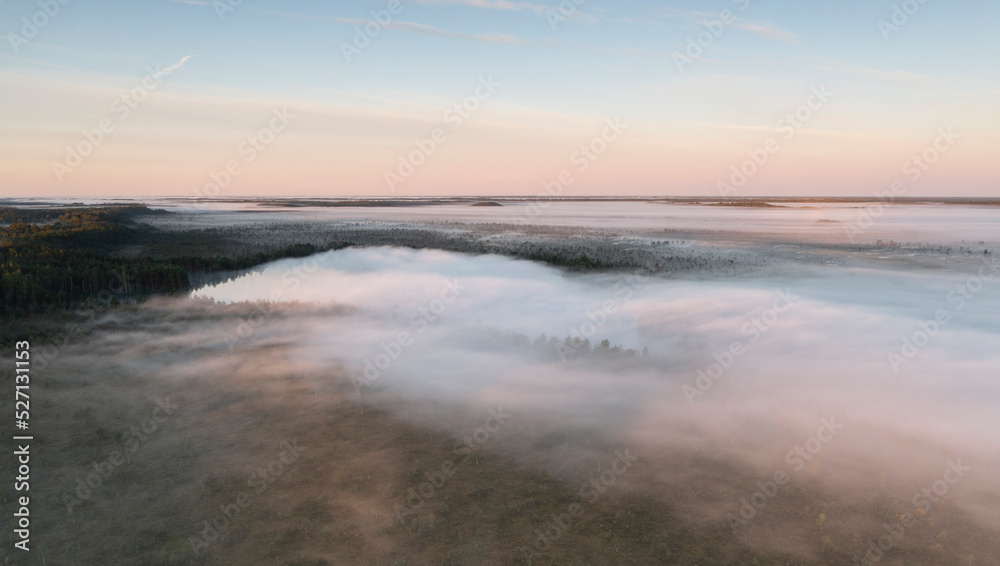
168, 243, 333, 274
521, 252, 609, 270
1, 246, 190, 315
463, 326, 661, 368
0, 205, 164, 226
0, 206, 343, 319
1, 207, 186, 317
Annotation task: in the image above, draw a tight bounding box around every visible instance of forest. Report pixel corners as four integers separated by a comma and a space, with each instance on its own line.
0, 206, 330, 327
2, 204, 672, 324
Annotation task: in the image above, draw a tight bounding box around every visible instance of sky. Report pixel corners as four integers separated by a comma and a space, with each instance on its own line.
1, 0, 998, 198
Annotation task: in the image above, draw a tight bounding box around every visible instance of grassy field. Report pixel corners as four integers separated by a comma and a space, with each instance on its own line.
3, 298, 997, 565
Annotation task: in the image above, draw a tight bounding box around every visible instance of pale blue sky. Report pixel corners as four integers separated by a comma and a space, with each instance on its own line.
2, 0, 998, 196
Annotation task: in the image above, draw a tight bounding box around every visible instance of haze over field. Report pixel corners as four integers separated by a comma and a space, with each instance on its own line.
190, 239, 1000, 505
5, 201, 996, 563
2, 0, 999, 564
1, 199, 998, 564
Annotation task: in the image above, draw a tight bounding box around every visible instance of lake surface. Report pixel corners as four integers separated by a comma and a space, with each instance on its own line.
192, 247, 1000, 421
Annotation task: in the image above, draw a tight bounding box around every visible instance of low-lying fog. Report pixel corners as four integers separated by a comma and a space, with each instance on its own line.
191, 246, 1000, 532
137, 200, 1000, 247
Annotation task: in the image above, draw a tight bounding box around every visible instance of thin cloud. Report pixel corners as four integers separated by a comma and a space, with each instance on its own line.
153, 55, 195, 80
258, 9, 532, 46
819, 64, 929, 85
414, 0, 600, 24
15, 42, 151, 63
412, 0, 550, 16
700, 123, 877, 138
647, 9, 801, 44
698, 123, 777, 133
385, 20, 528, 44
733, 21, 800, 44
